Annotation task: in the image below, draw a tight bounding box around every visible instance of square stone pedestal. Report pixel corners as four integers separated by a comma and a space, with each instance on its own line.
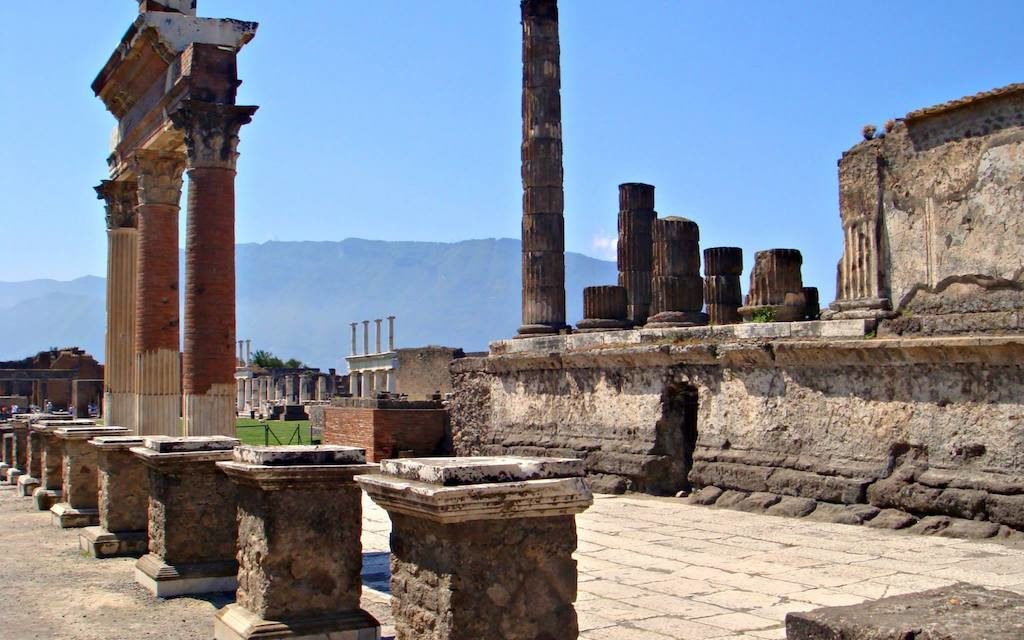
131, 436, 241, 598
18, 424, 45, 496
80, 435, 148, 558
4, 420, 31, 484
31, 419, 95, 509
0, 424, 13, 475
51, 426, 129, 528
356, 456, 593, 640
214, 445, 380, 640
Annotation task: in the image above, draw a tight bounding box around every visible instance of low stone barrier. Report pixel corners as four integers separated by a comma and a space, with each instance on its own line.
214, 445, 379, 640
786, 583, 1024, 639
80, 435, 148, 558
358, 456, 593, 640
131, 436, 240, 598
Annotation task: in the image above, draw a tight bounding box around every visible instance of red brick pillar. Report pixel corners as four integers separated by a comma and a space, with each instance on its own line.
95, 179, 139, 432
129, 151, 186, 436
518, 0, 566, 336
171, 101, 257, 436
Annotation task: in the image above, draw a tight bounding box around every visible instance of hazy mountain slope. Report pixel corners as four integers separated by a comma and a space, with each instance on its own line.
0, 239, 616, 369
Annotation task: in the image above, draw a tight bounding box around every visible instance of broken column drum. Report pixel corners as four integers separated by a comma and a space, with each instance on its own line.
173, 102, 257, 437
646, 216, 707, 327
577, 285, 630, 331
703, 247, 743, 325
80, 435, 149, 558
518, 0, 567, 335
131, 150, 187, 436
214, 445, 380, 640
357, 456, 593, 640
131, 435, 241, 597
51, 426, 130, 528
617, 183, 656, 326
738, 249, 807, 322
96, 179, 139, 432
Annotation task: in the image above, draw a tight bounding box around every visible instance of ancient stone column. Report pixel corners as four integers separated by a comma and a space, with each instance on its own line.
51, 426, 129, 528
362, 320, 370, 355
80, 435, 148, 558
130, 150, 187, 436
576, 285, 630, 332
703, 247, 743, 325
738, 249, 807, 322
374, 318, 383, 353
131, 435, 241, 597
316, 375, 328, 401
518, 0, 566, 336
236, 379, 246, 413
803, 287, 821, 320
387, 315, 395, 351
285, 375, 296, 404
274, 377, 286, 403
214, 445, 380, 639
350, 322, 357, 355
349, 373, 359, 397
358, 456, 593, 640
172, 101, 257, 437
618, 183, 657, 326
96, 179, 139, 432
647, 216, 707, 327
298, 374, 311, 403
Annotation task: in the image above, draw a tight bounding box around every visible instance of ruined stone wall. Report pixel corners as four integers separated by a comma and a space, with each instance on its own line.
835, 87, 1024, 328
449, 336, 1024, 528
321, 406, 447, 462
395, 347, 463, 399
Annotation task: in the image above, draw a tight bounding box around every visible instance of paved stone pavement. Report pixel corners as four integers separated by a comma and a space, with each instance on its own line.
361, 493, 1024, 640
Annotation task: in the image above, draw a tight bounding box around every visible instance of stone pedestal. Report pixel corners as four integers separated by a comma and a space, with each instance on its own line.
51, 426, 130, 528
617, 183, 656, 326
80, 435, 148, 558
5, 420, 30, 484
576, 285, 630, 332
647, 216, 707, 327
0, 426, 13, 479
18, 425, 43, 496
738, 248, 807, 322
31, 420, 93, 510
131, 436, 241, 597
704, 247, 743, 325
214, 445, 379, 640
357, 456, 593, 640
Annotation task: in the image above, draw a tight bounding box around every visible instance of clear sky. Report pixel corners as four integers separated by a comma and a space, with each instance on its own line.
1, 1, 1022, 304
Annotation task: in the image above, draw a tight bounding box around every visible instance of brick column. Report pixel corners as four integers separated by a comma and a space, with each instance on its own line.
519, 0, 566, 336
618, 183, 656, 326
358, 457, 592, 639
215, 446, 379, 639
704, 247, 743, 325
646, 216, 707, 327
171, 101, 257, 436
130, 150, 186, 436
96, 179, 139, 432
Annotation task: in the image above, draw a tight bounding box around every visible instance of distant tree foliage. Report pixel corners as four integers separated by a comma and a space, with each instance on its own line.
251, 349, 304, 369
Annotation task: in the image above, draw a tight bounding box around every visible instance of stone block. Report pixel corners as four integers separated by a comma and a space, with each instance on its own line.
357, 456, 592, 639
786, 584, 1024, 640
51, 426, 129, 529
766, 496, 818, 518
735, 491, 782, 513
766, 468, 870, 504
82, 436, 148, 558
380, 455, 583, 486
865, 509, 917, 530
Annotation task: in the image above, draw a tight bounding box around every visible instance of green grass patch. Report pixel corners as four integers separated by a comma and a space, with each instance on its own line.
235, 419, 315, 446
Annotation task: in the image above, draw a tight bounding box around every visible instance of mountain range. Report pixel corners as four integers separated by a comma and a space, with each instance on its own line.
0, 238, 616, 371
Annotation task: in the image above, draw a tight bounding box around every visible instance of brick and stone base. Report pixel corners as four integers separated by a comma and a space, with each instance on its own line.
214, 445, 379, 640
80, 435, 148, 558
51, 426, 129, 528
358, 456, 592, 640
131, 436, 240, 597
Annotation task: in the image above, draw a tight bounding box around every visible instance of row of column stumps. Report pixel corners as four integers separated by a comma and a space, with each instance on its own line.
349, 316, 396, 356
1, 422, 593, 640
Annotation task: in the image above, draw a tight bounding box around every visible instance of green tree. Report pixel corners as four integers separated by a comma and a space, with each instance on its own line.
251, 349, 285, 368
283, 358, 304, 368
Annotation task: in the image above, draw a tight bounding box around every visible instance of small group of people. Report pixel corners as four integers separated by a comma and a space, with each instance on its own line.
0, 404, 20, 419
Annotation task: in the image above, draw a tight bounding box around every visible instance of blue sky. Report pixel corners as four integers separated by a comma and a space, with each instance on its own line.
1, 1, 1022, 304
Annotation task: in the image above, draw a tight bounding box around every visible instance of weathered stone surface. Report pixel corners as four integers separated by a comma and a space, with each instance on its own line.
85, 436, 149, 557
865, 508, 917, 530
142, 435, 238, 453
766, 496, 818, 518
740, 249, 806, 321
786, 584, 1024, 640
380, 456, 583, 486
805, 502, 871, 526
689, 485, 723, 505
713, 489, 749, 509
734, 491, 781, 513
232, 444, 365, 466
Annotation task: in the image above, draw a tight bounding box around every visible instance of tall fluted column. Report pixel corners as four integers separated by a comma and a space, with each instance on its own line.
362, 320, 370, 355
518, 0, 566, 336
130, 150, 186, 436
647, 216, 706, 327
171, 101, 257, 436
350, 322, 357, 355
96, 179, 139, 431
387, 315, 395, 351
704, 247, 743, 325
374, 318, 383, 354
618, 183, 656, 326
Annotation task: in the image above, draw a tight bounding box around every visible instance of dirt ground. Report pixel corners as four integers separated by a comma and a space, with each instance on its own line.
0, 484, 394, 640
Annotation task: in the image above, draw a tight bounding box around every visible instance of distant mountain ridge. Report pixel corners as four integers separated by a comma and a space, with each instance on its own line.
0, 238, 617, 371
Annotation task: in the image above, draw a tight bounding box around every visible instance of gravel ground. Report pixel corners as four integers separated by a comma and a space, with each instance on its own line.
0, 484, 395, 639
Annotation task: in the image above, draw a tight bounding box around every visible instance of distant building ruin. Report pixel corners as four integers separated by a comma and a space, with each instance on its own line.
0, 348, 103, 417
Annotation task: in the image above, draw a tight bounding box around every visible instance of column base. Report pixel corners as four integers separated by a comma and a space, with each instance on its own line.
645, 311, 709, 328
136, 393, 182, 437
50, 502, 99, 528
183, 387, 236, 437
33, 487, 61, 510
574, 318, 632, 332
516, 323, 568, 337
5, 468, 24, 485
214, 603, 380, 640
16, 475, 40, 496
135, 553, 238, 598
79, 526, 148, 558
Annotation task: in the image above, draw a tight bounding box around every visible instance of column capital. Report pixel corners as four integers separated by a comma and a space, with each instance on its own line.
95, 179, 139, 229
170, 101, 258, 171
129, 150, 186, 206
